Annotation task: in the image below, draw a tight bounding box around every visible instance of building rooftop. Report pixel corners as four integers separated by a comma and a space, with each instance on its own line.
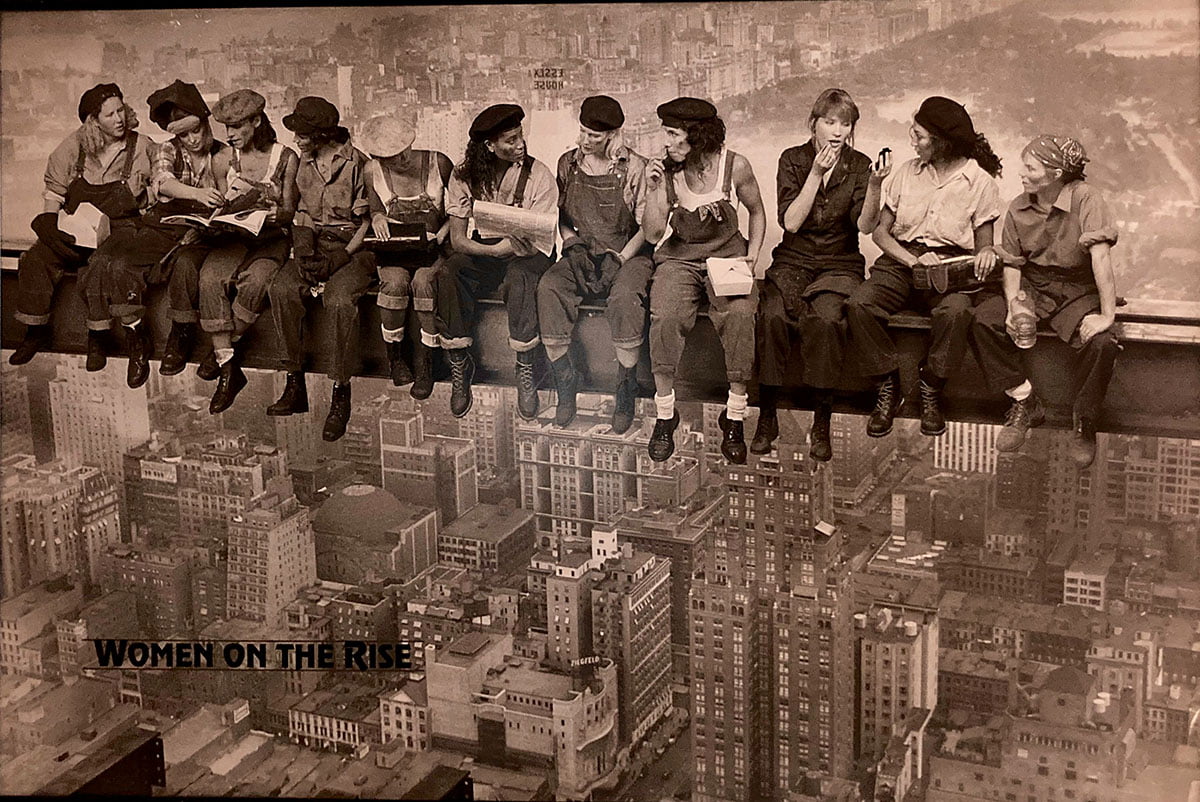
440, 501, 533, 543
482, 661, 575, 702
292, 684, 381, 722
312, 482, 434, 542
0, 575, 79, 620
1067, 550, 1118, 576
938, 649, 1011, 680
1040, 665, 1095, 697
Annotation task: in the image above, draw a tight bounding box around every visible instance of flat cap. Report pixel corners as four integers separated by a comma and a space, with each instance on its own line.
358, 114, 416, 158
78, 83, 123, 123
283, 96, 340, 135
212, 89, 266, 125
469, 103, 524, 142
656, 97, 718, 128
579, 95, 624, 132
147, 79, 210, 130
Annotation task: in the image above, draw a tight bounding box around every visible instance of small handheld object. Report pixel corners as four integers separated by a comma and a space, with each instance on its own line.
875, 148, 892, 172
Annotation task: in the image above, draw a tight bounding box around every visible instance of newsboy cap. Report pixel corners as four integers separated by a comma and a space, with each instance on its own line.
579, 95, 624, 132
469, 104, 524, 142
212, 89, 266, 125
283, 96, 341, 135
358, 114, 416, 158
656, 97, 718, 129
147, 79, 211, 130
78, 83, 123, 123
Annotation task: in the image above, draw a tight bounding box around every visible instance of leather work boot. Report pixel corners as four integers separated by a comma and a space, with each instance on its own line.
918, 371, 947, 437
267, 371, 308, 416
1068, 414, 1098, 469
718, 410, 747, 465
8, 324, 50, 366
750, 406, 778, 455
196, 348, 221, 381
410, 339, 434, 400
809, 400, 833, 462
866, 372, 903, 438
611, 364, 638, 435
86, 330, 109, 372
387, 340, 413, 387
160, 322, 195, 376
996, 393, 1045, 452
515, 351, 539, 420
550, 354, 579, 427
209, 359, 247, 414
125, 323, 153, 389
323, 382, 352, 441
447, 349, 475, 418
648, 411, 680, 463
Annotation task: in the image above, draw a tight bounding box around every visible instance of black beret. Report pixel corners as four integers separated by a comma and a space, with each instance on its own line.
469, 103, 524, 142
914, 96, 977, 152
579, 95, 624, 132
656, 97, 717, 129
283, 96, 340, 135
78, 83, 123, 123
147, 79, 211, 130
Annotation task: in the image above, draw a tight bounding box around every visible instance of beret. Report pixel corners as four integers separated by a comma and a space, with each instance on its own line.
283, 96, 341, 135
78, 83, 123, 123
212, 89, 266, 125
579, 95, 624, 132
914, 96, 977, 152
469, 103, 524, 142
358, 114, 416, 158
656, 97, 717, 128
147, 79, 210, 130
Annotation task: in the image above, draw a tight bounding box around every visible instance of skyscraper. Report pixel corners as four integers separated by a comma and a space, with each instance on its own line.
934, 421, 1000, 475
380, 401, 478, 525
48, 358, 150, 485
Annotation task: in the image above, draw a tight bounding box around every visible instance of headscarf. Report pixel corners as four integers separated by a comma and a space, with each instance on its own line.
1024, 135, 1089, 180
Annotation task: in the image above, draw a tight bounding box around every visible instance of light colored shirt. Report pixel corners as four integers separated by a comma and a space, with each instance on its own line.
43, 127, 156, 207
445, 156, 558, 219
882, 156, 1001, 251
1002, 181, 1118, 272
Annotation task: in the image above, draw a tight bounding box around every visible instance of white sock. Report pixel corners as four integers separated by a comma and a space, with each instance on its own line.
726, 390, 748, 422
126, 319, 141, 329
215, 348, 235, 366
655, 391, 675, 421
381, 325, 404, 344
420, 329, 440, 348
1005, 380, 1033, 401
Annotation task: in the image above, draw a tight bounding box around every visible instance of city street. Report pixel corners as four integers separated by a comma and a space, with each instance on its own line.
597, 709, 691, 802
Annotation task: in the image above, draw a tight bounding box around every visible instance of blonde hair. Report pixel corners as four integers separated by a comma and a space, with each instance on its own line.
576, 127, 626, 161
79, 102, 139, 156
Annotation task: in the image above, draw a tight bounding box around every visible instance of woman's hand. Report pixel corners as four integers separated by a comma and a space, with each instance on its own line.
915, 251, 942, 268
371, 213, 391, 241
194, 186, 224, 208
810, 143, 839, 177
1078, 312, 1115, 344
973, 246, 998, 280
869, 149, 892, 186
645, 159, 665, 193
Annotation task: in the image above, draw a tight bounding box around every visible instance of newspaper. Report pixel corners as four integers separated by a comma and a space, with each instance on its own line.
472, 200, 557, 257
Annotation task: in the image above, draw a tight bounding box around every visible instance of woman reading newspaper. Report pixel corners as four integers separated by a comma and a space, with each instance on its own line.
187, 89, 299, 415
430, 103, 559, 419
536, 95, 653, 432
9, 83, 154, 371
359, 114, 453, 394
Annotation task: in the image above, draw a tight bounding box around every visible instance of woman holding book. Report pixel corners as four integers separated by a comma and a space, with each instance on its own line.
359, 114, 453, 395
192, 89, 299, 415
844, 96, 1003, 439
9, 83, 155, 370
753, 88, 886, 462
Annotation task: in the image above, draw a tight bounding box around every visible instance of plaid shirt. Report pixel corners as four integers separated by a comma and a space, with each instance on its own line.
151, 137, 226, 203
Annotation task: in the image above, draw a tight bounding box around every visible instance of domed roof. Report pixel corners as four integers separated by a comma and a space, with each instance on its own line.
312, 483, 417, 542
1041, 665, 1093, 697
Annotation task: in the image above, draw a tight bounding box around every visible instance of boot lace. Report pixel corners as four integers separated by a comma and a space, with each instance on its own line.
516, 359, 535, 393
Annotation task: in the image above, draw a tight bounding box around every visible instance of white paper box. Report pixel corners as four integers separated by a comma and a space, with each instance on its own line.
706, 257, 754, 297
57, 202, 111, 250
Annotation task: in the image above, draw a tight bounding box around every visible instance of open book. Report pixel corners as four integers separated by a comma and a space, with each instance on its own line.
161, 208, 269, 236
364, 219, 428, 244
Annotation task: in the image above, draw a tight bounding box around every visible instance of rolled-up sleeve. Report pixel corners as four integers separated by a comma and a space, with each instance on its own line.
556, 151, 572, 209
445, 172, 472, 219
151, 138, 181, 202
350, 158, 371, 218
1076, 184, 1118, 249
970, 174, 1003, 229
881, 167, 902, 215
627, 157, 648, 227
43, 131, 81, 204
1000, 209, 1025, 267
524, 161, 559, 216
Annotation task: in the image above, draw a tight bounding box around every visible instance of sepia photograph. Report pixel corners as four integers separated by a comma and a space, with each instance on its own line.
1, 2, 1198, 800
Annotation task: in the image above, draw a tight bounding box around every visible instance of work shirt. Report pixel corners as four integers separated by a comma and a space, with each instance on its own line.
556, 145, 648, 226
882, 156, 1001, 251
776, 140, 872, 258
1001, 180, 1118, 274
295, 139, 371, 228
42, 127, 156, 208
151, 137, 230, 202
445, 157, 558, 219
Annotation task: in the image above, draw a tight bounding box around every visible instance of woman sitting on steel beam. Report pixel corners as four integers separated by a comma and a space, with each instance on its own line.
537, 95, 654, 432
8, 83, 154, 370
642, 97, 767, 465
187, 89, 300, 416
753, 88, 888, 462
969, 135, 1119, 469
358, 114, 453, 396
844, 96, 1003, 440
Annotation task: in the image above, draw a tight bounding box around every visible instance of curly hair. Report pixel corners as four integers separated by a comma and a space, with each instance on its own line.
455, 138, 506, 200
930, 130, 1003, 178
664, 116, 727, 173
246, 113, 279, 152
